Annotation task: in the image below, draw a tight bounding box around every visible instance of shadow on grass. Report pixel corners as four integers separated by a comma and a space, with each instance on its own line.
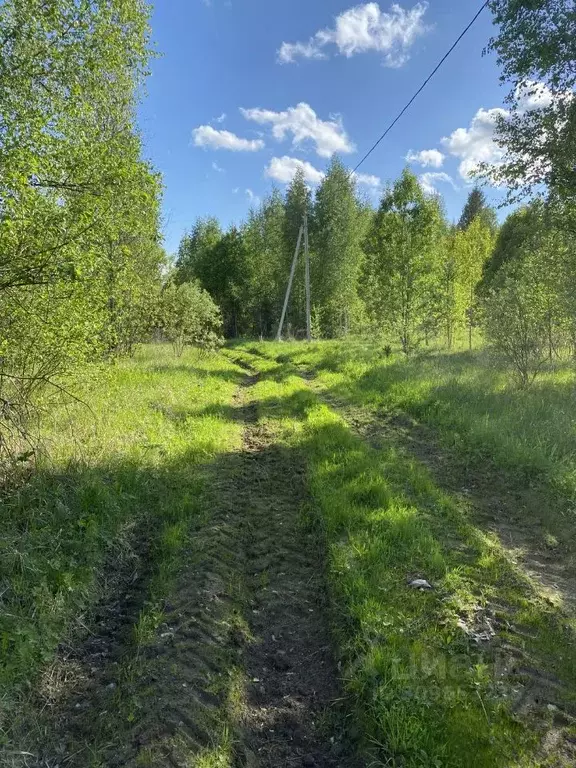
4, 362, 576, 768
2, 411, 353, 767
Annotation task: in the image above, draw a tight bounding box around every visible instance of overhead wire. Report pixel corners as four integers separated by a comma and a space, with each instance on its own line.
352, 1, 490, 176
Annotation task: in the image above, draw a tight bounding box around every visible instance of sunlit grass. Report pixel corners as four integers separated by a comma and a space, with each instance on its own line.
237, 343, 576, 768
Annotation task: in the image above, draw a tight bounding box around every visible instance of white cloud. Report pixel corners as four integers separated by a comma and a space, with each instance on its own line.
441, 108, 507, 180
241, 102, 354, 158
515, 80, 555, 111
278, 40, 328, 63
278, 2, 429, 66
418, 172, 456, 195
232, 187, 239, 194
265, 156, 325, 185
406, 148, 444, 168
440, 82, 561, 182
353, 171, 381, 187
192, 125, 265, 152
212, 161, 225, 173
214, 112, 227, 123
245, 188, 261, 205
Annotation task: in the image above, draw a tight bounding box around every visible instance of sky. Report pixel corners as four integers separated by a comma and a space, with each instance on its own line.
137, 1, 516, 255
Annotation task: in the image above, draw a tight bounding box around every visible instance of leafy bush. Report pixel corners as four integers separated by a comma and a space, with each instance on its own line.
483, 251, 556, 387
160, 281, 223, 357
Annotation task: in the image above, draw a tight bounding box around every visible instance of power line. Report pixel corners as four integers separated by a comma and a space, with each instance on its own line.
352, 1, 490, 176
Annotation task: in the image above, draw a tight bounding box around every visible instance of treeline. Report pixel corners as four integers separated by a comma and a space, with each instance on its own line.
0, 1, 215, 462
176, 160, 576, 385
176, 0, 575, 387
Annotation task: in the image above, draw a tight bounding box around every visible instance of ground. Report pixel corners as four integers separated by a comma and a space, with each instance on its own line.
1, 342, 575, 767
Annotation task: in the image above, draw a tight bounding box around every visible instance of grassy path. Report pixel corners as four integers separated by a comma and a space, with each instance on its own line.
4, 343, 576, 767
225, 370, 357, 768
231, 344, 576, 768
4, 351, 356, 768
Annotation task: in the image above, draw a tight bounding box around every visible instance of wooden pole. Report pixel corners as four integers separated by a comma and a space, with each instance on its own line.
304, 212, 311, 342
276, 224, 303, 342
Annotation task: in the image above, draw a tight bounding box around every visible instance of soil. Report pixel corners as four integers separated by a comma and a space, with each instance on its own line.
229, 377, 357, 768
8, 370, 358, 768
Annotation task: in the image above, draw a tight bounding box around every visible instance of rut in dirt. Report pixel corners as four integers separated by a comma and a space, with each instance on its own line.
15, 370, 359, 768
229, 373, 358, 768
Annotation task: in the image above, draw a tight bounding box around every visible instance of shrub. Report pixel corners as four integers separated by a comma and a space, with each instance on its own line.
160, 281, 223, 357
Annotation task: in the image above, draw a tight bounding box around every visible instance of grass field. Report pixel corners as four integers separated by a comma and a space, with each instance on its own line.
232, 339, 576, 766
2, 340, 575, 767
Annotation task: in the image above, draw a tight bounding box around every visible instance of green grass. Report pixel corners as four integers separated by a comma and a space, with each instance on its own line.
238, 339, 576, 542
234, 342, 576, 767
0, 344, 244, 750
3, 338, 576, 766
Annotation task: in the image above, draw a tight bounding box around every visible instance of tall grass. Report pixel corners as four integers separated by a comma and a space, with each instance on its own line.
0, 345, 243, 739
236, 343, 576, 767
242, 339, 576, 503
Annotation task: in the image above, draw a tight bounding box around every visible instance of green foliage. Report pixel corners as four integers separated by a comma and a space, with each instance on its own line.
483, 271, 550, 387
283, 168, 313, 334
312, 157, 366, 337
478, 203, 543, 295
160, 282, 223, 356
457, 187, 497, 232
363, 169, 445, 353
453, 218, 495, 349
242, 190, 287, 337
485, 0, 576, 201
0, 0, 163, 457
175, 217, 223, 286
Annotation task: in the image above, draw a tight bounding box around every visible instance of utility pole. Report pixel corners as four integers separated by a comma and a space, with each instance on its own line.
304, 212, 311, 342
275, 224, 303, 341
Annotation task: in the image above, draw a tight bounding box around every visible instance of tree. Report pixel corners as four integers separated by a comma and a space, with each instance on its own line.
458, 187, 498, 233
313, 158, 366, 337
283, 168, 312, 335
207, 227, 250, 337
160, 281, 223, 357
437, 228, 459, 349
175, 218, 223, 286
481, 201, 569, 367
485, 0, 576, 201
482, 265, 550, 387
458, 188, 483, 228
477, 203, 544, 296
243, 191, 286, 338
0, 0, 161, 459
453, 217, 495, 349
363, 169, 445, 353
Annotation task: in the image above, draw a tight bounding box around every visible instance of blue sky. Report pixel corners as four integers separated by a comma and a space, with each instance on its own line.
138, 1, 513, 255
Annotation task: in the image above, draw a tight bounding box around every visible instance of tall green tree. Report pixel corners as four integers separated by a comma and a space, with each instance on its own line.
0, 0, 162, 454
453, 217, 495, 349
175, 217, 223, 286
283, 168, 312, 335
437, 228, 459, 349
313, 158, 365, 337
477, 203, 543, 295
363, 169, 445, 353
243, 190, 286, 337
458, 187, 497, 232
485, 0, 576, 201
206, 227, 249, 337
